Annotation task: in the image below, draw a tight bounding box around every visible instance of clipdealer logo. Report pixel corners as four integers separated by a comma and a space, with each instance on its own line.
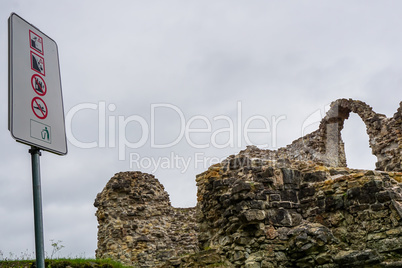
65, 102, 287, 161
65, 101, 336, 172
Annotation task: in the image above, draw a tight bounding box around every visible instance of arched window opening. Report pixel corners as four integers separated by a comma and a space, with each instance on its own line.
341, 113, 377, 170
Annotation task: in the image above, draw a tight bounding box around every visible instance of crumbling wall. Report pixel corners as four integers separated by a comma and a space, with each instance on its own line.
94, 172, 198, 267
194, 154, 402, 267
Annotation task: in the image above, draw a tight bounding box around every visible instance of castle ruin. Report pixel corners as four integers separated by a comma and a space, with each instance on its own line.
94, 99, 402, 267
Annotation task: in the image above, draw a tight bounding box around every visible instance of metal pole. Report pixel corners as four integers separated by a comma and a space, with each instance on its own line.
29, 146, 45, 268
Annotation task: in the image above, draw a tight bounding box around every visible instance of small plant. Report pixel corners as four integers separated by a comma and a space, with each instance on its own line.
50, 239, 64, 259
16, 249, 34, 260
8, 252, 15, 260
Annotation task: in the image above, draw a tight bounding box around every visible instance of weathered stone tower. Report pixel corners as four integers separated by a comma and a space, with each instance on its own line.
94, 172, 198, 266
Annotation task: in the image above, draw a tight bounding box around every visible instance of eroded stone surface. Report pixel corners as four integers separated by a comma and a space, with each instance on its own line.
194, 156, 402, 267
94, 172, 198, 267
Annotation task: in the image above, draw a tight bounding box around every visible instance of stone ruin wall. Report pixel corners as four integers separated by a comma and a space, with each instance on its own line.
95, 99, 402, 267
192, 155, 402, 267
94, 172, 198, 267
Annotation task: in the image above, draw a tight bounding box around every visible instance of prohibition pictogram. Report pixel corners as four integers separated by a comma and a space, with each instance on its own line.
31, 97, 48, 119
31, 74, 47, 96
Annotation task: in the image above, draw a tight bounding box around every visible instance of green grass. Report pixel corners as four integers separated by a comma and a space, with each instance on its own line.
0, 258, 131, 268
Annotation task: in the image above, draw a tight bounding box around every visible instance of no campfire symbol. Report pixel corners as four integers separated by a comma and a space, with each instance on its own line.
31, 74, 47, 96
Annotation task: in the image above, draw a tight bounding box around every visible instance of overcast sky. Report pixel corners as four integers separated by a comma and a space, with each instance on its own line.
1, 0, 402, 259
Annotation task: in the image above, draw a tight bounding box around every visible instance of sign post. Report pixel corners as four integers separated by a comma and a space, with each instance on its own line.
8, 13, 67, 268
30, 147, 45, 268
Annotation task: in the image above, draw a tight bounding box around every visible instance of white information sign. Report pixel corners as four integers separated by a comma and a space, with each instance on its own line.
9, 13, 67, 155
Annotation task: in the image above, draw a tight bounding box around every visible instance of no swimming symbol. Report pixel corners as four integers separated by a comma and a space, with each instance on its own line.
31, 97, 48, 119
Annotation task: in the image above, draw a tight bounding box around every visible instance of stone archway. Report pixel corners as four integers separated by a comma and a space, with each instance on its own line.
315, 99, 402, 171
211, 99, 401, 171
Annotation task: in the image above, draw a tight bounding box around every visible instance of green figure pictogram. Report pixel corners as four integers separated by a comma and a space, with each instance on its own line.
41, 127, 49, 141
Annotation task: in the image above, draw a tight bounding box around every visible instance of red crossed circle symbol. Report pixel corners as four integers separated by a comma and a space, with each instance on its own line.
31, 97, 48, 119
31, 74, 47, 96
